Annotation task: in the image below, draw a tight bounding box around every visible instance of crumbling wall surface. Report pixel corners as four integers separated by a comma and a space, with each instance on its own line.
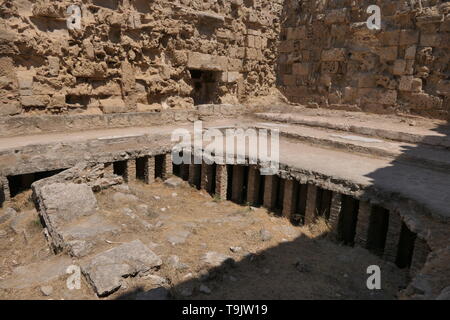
0, 0, 282, 117
278, 0, 450, 119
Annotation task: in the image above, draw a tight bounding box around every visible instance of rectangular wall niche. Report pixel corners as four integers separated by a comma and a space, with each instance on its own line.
189, 69, 219, 105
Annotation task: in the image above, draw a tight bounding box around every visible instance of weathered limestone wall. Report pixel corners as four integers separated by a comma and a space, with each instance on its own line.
278, 0, 450, 119
0, 0, 282, 116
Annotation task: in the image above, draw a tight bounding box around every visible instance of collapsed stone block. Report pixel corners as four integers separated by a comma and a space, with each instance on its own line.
81, 240, 162, 296
33, 182, 98, 250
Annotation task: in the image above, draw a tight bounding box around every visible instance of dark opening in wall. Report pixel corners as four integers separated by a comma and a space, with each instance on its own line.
192, 164, 202, 190
294, 184, 308, 225
7, 169, 65, 197
367, 206, 390, 256
136, 157, 146, 181
338, 195, 360, 246
257, 174, 265, 207
0, 187, 5, 208
113, 161, 127, 177
65, 95, 90, 106
189, 69, 218, 105
275, 178, 285, 214
396, 223, 417, 269
226, 165, 233, 200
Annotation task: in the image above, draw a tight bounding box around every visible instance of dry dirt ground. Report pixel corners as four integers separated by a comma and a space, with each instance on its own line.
0, 180, 409, 300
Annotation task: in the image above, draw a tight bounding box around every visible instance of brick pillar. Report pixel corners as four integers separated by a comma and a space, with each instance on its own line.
355, 201, 371, 248
263, 174, 278, 210
282, 180, 298, 219
383, 211, 402, 263
201, 162, 215, 193
246, 165, 261, 206
215, 165, 228, 200
328, 192, 342, 236
410, 237, 430, 278
144, 156, 156, 184
162, 153, 173, 180
304, 184, 318, 225
231, 165, 245, 204
125, 159, 137, 182
0, 176, 10, 207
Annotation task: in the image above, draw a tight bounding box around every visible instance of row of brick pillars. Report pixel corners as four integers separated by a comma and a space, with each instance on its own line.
106, 153, 173, 184
172, 160, 430, 272
224, 164, 428, 271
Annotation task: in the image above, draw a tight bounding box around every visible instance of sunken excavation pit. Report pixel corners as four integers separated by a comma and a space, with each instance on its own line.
1, 0, 450, 301
0, 138, 446, 300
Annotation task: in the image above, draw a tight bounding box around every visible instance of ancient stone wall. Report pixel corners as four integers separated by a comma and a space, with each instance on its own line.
0, 0, 282, 116
278, 0, 450, 119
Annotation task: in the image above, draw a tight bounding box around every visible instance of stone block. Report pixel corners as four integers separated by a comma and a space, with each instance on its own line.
187, 52, 226, 71
378, 46, 398, 61
321, 61, 339, 74
321, 48, 346, 62
100, 98, 127, 114
47, 57, 60, 76
304, 184, 318, 225
32, 182, 98, 250
0, 101, 21, 116
21, 95, 50, 107
399, 30, 419, 46
81, 240, 162, 296
420, 33, 440, 47
405, 46, 417, 60
393, 59, 407, 75
378, 30, 400, 45
399, 76, 422, 92
245, 35, 255, 48
292, 63, 311, 76
325, 8, 348, 25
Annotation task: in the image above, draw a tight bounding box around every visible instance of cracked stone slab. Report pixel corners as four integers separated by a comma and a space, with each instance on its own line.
81, 240, 162, 297
59, 214, 121, 257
